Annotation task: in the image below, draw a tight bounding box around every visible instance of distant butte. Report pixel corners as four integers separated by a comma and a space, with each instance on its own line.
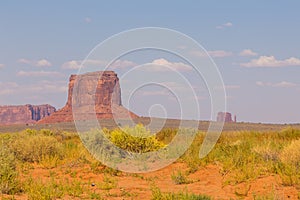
38, 71, 138, 124
216, 112, 236, 123
0, 104, 55, 125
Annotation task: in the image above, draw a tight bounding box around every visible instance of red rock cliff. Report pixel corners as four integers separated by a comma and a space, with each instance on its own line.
216, 112, 235, 123
0, 104, 56, 125
38, 71, 137, 124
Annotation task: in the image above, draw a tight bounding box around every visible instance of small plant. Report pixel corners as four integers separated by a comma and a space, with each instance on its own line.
171, 170, 191, 185
70, 171, 77, 178
102, 166, 121, 176
279, 139, 300, 167
99, 175, 117, 190
151, 186, 211, 200
252, 142, 279, 162
109, 124, 165, 154
0, 141, 20, 194
23, 178, 64, 200
65, 180, 85, 197
39, 129, 54, 136
90, 192, 103, 199
10, 132, 64, 163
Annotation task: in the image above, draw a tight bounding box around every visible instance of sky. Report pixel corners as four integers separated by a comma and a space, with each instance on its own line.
0, 1, 300, 124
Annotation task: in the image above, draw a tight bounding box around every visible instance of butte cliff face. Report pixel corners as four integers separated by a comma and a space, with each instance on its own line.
39, 71, 137, 124
216, 112, 236, 123
0, 104, 56, 125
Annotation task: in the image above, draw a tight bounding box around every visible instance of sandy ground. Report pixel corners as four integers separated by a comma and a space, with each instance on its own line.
2, 162, 299, 200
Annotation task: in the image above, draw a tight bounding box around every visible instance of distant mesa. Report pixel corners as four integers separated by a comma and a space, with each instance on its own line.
38, 71, 138, 124
217, 112, 236, 123
0, 104, 55, 125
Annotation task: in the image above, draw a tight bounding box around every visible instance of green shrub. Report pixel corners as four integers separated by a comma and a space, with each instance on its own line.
24, 129, 38, 135
99, 175, 117, 190
278, 127, 300, 140
108, 124, 165, 154
280, 139, 300, 167
23, 177, 86, 199
252, 141, 279, 162
39, 129, 54, 136
24, 178, 64, 200
10, 132, 64, 163
171, 170, 191, 185
156, 128, 177, 144
0, 141, 20, 194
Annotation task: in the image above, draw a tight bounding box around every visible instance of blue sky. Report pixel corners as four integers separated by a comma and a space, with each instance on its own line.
0, 1, 300, 123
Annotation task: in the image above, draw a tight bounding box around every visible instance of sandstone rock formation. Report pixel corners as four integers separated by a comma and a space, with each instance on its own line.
39, 71, 138, 124
0, 104, 56, 125
216, 112, 236, 123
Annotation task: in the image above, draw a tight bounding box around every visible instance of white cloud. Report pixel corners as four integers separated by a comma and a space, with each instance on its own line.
216, 22, 233, 29
224, 22, 233, 27
0, 80, 67, 96
62, 60, 81, 70
17, 70, 62, 77
109, 60, 137, 69
36, 59, 51, 67
208, 50, 233, 58
85, 17, 92, 23
256, 81, 297, 88
32, 80, 68, 93
18, 58, 31, 65
241, 56, 300, 67
18, 58, 52, 67
62, 59, 191, 72
85, 59, 106, 66
191, 50, 233, 58
62, 59, 109, 70
239, 49, 258, 57
143, 58, 193, 72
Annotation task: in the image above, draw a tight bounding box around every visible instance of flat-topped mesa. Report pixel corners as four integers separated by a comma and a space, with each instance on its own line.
216, 112, 236, 123
0, 104, 56, 125
38, 71, 137, 124
66, 71, 121, 109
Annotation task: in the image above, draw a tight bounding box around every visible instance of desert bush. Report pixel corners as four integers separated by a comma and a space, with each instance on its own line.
279, 127, 300, 140
156, 128, 177, 144
276, 137, 300, 186
24, 178, 64, 200
0, 141, 20, 194
62, 138, 94, 167
39, 129, 54, 136
279, 139, 300, 167
171, 170, 191, 185
99, 175, 117, 190
24, 128, 38, 135
23, 177, 86, 200
108, 124, 165, 154
252, 141, 279, 162
10, 131, 64, 163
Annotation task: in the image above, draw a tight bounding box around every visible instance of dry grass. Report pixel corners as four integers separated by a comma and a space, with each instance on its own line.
280, 139, 300, 167
0, 126, 300, 198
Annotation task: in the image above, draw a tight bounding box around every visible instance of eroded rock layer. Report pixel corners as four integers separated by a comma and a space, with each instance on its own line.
38, 71, 137, 124
0, 104, 56, 125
